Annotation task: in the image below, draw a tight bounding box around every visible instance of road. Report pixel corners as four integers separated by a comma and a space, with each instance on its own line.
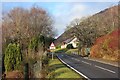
57, 53, 119, 80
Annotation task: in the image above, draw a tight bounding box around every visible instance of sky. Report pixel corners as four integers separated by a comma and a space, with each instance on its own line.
2, 1, 118, 38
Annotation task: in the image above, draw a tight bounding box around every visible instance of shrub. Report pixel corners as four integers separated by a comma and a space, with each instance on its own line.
66, 49, 78, 54
28, 37, 39, 52
91, 29, 120, 61
4, 43, 22, 72
54, 48, 68, 53
41, 56, 49, 67
66, 44, 74, 49
56, 45, 61, 49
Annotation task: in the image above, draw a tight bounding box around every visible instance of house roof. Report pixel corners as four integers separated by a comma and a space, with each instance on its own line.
63, 37, 75, 43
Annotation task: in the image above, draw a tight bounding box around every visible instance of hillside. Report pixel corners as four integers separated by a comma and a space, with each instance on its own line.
90, 28, 120, 61
55, 28, 75, 46
55, 5, 119, 46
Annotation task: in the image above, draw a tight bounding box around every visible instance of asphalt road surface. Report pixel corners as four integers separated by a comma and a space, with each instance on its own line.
57, 53, 120, 80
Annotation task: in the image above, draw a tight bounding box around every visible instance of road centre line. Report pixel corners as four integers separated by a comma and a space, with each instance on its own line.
72, 58, 74, 59
95, 65, 116, 74
74, 58, 80, 61
71, 58, 80, 61
82, 61, 91, 65
61, 55, 63, 56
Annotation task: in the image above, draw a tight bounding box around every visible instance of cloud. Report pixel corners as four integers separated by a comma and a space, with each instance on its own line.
68, 4, 87, 21
52, 3, 87, 37
1, 2, 118, 38
52, 2, 118, 38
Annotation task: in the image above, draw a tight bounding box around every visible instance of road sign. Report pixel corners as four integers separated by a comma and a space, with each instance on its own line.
50, 42, 56, 50
49, 42, 56, 60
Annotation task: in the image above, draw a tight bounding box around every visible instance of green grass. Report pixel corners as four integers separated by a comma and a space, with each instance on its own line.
53, 48, 80, 55
53, 48, 68, 53
66, 49, 79, 54
47, 57, 82, 78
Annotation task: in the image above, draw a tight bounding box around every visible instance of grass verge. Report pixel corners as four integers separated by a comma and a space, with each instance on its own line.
53, 48, 80, 55
53, 48, 68, 53
47, 57, 82, 78
66, 49, 79, 54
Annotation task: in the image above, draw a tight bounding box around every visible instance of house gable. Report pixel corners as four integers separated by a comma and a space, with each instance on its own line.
61, 37, 79, 49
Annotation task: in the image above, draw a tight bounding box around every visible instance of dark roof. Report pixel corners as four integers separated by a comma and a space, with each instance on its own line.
63, 37, 75, 43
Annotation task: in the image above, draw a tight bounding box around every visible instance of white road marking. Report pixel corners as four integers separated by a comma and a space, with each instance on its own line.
84, 58, 119, 67
71, 58, 79, 61
74, 58, 80, 61
57, 55, 90, 80
72, 58, 74, 60
58, 54, 116, 78
82, 61, 91, 65
95, 65, 116, 74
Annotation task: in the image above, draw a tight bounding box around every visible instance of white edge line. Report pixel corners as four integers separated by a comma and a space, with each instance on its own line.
57, 55, 91, 80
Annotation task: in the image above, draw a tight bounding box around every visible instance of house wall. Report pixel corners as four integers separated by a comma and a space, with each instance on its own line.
69, 38, 78, 48
61, 37, 79, 49
50, 46, 56, 50
61, 44, 67, 49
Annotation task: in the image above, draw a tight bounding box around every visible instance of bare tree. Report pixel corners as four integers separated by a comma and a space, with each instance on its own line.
29, 6, 55, 37
65, 17, 99, 55
2, 6, 56, 53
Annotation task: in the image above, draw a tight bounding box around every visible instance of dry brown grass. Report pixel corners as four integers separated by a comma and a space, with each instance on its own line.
5, 70, 24, 78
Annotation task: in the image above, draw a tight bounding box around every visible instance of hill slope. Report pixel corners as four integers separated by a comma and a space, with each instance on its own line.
90, 28, 120, 61
55, 5, 119, 46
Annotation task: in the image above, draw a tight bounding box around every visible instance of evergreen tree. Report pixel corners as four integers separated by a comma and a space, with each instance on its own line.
4, 43, 22, 72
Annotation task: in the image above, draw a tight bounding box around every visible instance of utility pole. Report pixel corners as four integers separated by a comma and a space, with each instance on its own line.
52, 52, 54, 60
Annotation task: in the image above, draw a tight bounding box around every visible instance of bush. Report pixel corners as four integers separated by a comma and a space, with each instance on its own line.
4, 43, 22, 72
66, 44, 74, 49
56, 45, 61, 49
66, 49, 78, 54
54, 48, 68, 53
41, 56, 49, 67
91, 29, 120, 61
28, 37, 39, 52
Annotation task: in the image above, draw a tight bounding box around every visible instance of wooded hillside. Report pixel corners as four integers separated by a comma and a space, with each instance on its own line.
55, 5, 119, 46
90, 28, 120, 61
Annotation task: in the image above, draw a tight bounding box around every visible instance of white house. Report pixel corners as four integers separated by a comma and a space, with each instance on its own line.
61, 42, 67, 49
61, 37, 79, 49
